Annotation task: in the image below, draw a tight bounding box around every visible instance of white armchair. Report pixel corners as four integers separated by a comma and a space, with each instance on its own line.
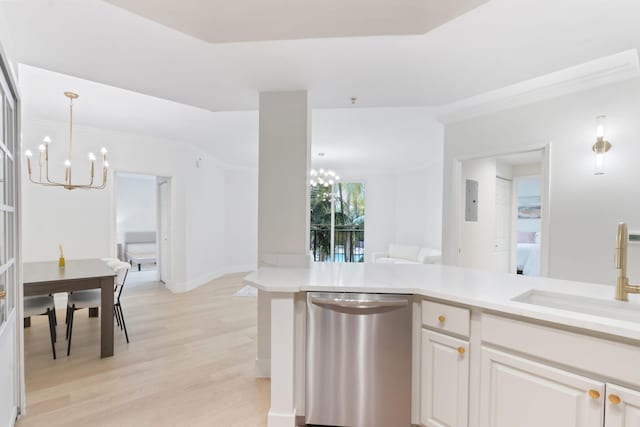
372, 244, 441, 265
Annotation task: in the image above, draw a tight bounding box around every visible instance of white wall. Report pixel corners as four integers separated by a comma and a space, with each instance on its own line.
339, 166, 443, 263
351, 173, 397, 263
458, 158, 497, 269
395, 166, 443, 249
443, 77, 640, 285
21, 118, 255, 291
224, 168, 258, 269
116, 174, 156, 244
312, 107, 444, 258
183, 154, 228, 287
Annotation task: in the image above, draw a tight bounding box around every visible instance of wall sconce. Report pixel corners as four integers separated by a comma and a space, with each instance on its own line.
592, 115, 612, 175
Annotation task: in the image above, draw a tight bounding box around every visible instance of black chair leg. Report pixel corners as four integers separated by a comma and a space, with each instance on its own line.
65, 306, 72, 339
114, 306, 121, 328
52, 312, 57, 343
67, 305, 75, 356
118, 304, 129, 344
47, 309, 56, 360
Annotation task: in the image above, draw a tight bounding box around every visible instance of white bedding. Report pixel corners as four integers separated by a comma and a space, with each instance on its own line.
517, 243, 540, 276
126, 243, 157, 262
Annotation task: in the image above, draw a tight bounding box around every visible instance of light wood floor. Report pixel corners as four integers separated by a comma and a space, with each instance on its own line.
18, 273, 269, 427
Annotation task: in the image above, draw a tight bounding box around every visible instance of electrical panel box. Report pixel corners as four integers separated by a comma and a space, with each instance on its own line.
465, 179, 478, 222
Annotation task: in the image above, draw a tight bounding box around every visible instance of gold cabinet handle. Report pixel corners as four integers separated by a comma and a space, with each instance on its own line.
608, 394, 622, 405
438, 315, 446, 323
0, 290, 6, 299
457, 346, 465, 355
588, 389, 600, 400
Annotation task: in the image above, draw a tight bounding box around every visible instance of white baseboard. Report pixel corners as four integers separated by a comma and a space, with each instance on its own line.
267, 409, 297, 427
8, 406, 17, 427
225, 264, 258, 275
168, 264, 257, 293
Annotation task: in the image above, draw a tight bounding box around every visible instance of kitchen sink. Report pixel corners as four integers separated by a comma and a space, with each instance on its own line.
512, 290, 640, 323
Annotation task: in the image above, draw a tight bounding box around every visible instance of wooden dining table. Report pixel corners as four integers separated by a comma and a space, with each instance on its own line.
23, 259, 116, 358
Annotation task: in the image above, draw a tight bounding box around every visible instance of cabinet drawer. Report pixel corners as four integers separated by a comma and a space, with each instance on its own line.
422, 300, 470, 338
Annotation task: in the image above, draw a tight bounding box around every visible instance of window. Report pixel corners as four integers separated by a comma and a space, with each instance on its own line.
0, 75, 17, 325
310, 182, 364, 263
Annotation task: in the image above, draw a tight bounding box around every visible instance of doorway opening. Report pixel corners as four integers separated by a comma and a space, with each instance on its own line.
514, 175, 543, 276
115, 172, 172, 285
458, 149, 546, 276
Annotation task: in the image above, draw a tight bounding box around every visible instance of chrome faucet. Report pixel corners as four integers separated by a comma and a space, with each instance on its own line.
615, 222, 640, 301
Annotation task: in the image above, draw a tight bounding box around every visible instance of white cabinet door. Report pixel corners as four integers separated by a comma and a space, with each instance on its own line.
605, 383, 640, 427
480, 347, 604, 427
421, 330, 469, 427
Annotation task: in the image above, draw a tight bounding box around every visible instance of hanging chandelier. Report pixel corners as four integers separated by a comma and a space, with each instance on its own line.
24, 91, 109, 190
309, 168, 340, 188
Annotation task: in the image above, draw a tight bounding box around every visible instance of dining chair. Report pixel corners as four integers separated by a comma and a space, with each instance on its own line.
24, 295, 57, 359
66, 261, 132, 355
113, 262, 131, 343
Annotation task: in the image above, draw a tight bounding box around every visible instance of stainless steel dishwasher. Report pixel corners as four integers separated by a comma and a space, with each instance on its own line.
306, 292, 412, 427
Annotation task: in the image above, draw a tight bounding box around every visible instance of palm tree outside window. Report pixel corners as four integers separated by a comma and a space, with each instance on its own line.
310, 182, 365, 262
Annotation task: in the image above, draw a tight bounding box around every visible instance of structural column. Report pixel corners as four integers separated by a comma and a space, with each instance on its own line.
257, 91, 311, 426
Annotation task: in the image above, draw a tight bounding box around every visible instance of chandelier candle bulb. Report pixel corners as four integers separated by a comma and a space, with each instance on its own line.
25, 150, 32, 175
309, 168, 341, 189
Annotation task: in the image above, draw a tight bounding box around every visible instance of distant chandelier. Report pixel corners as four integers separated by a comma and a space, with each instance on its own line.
309, 168, 340, 188
25, 91, 109, 190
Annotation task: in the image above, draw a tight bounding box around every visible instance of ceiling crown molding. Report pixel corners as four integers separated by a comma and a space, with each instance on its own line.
435, 49, 640, 124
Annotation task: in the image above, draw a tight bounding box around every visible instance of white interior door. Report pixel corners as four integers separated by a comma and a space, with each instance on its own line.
158, 180, 170, 284
493, 177, 512, 273
0, 54, 20, 427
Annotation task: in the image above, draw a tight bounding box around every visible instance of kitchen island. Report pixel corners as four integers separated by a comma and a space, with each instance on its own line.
245, 262, 640, 427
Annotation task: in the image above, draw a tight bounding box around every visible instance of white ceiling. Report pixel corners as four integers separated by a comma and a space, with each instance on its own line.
19, 65, 259, 168
20, 65, 441, 170
105, 0, 488, 43
3, 0, 640, 111
312, 107, 443, 173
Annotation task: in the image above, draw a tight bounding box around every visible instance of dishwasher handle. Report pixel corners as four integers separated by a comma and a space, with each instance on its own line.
310, 295, 408, 310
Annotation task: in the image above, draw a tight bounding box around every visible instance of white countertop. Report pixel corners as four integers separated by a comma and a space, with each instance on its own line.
244, 263, 640, 342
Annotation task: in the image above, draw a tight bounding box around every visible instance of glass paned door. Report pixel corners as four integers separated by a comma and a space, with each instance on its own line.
310, 184, 333, 262
0, 51, 20, 425
333, 182, 365, 262
310, 182, 365, 263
